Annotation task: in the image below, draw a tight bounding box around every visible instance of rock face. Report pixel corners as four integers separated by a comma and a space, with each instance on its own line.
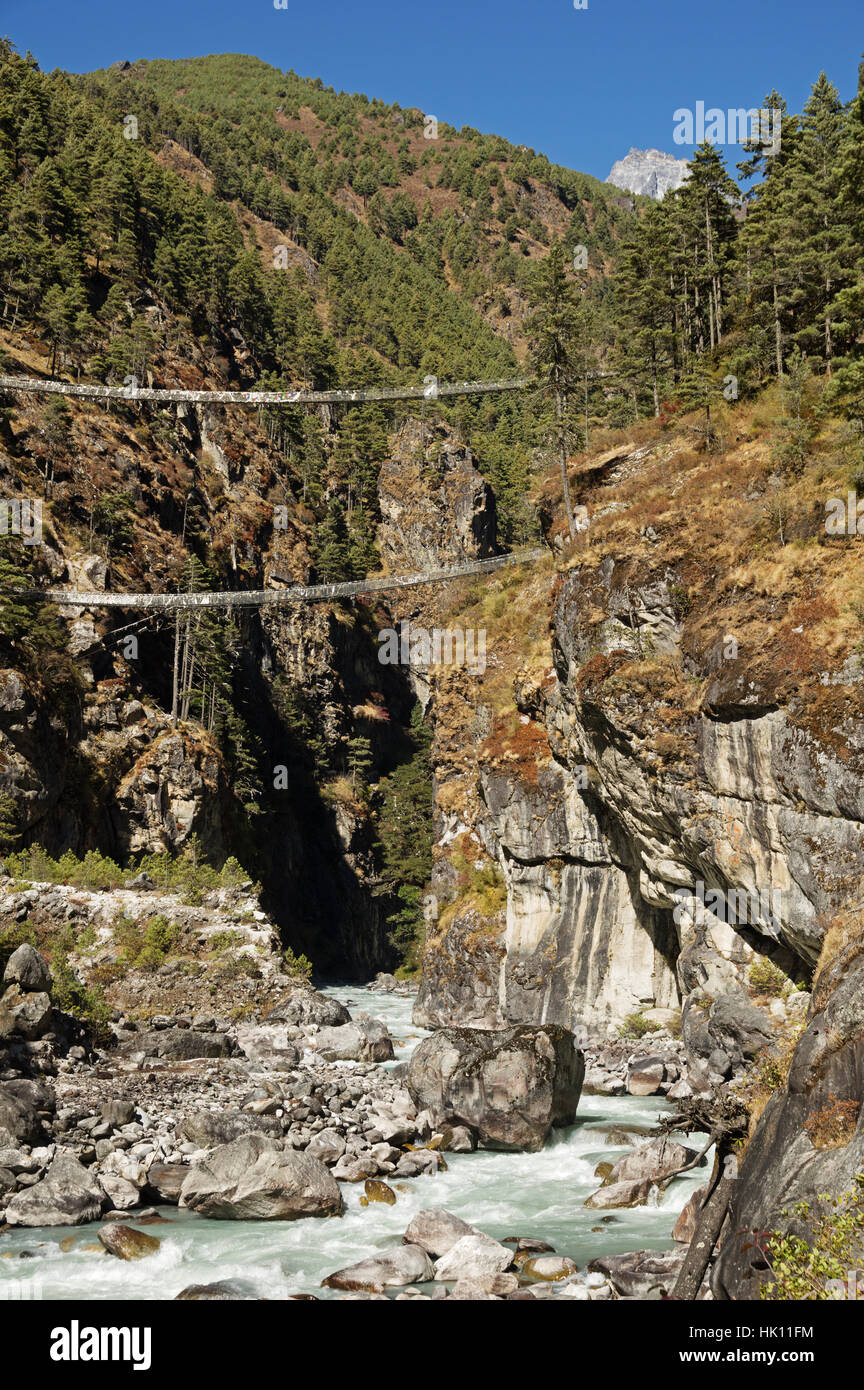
714, 945, 864, 1300
377, 419, 497, 572
407, 1024, 584, 1151
179, 1133, 344, 1220
606, 148, 690, 200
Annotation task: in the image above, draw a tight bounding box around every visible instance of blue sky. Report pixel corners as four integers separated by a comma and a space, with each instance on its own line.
3, 0, 862, 180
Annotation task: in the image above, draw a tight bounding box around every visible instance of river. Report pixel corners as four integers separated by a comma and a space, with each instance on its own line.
0, 985, 709, 1300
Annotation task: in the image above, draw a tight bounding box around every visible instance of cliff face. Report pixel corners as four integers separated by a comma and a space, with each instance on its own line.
415, 429, 864, 1091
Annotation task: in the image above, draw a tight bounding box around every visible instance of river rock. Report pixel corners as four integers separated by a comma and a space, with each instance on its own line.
118, 1027, 236, 1060
364, 1179, 396, 1205
626, 1056, 665, 1096
99, 1174, 141, 1210
587, 1248, 686, 1298
3, 943, 52, 993
672, 1185, 707, 1243
179, 1110, 281, 1148
323, 1243, 433, 1292
584, 1178, 654, 1209
304, 1128, 347, 1165
307, 1015, 395, 1063
433, 1233, 514, 1281
5, 1153, 103, 1227
608, 1137, 696, 1185
98, 1223, 161, 1260
176, 1283, 258, 1300
180, 1133, 343, 1220
518, 1255, 578, 1282
144, 1162, 186, 1204
403, 1207, 478, 1257
407, 1024, 584, 1151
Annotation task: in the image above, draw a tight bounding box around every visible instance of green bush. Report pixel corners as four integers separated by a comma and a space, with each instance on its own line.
49, 948, 112, 1044
617, 1012, 662, 1040
283, 947, 313, 981
761, 1177, 864, 1300
749, 958, 791, 998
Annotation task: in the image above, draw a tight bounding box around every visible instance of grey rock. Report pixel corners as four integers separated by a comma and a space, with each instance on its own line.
180, 1133, 343, 1220
323, 1243, 433, 1292
407, 1024, 583, 1151
403, 1207, 479, 1258
3, 944, 52, 993
5, 1153, 103, 1227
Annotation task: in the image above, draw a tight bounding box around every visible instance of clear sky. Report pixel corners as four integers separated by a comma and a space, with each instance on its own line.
2, 0, 861, 180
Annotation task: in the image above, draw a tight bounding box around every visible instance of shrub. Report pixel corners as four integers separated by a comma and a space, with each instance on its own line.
283, 947, 313, 981
49, 949, 112, 1044
759, 1177, 864, 1300
618, 1012, 661, 1040
749, 958, 791, 998
805, 1095, 861, 1151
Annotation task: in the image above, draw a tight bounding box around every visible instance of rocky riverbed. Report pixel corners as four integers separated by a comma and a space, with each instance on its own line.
0, 927, 712, 1300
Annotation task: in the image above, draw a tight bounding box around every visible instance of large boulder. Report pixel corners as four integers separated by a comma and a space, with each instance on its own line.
322, 1244, 433, 1292
5, 1153, 103, 1227
0, 985, 52, 1040
608, 1137, 697, 1186
307, 1015, 395, 1063
179, 1110, 281, 1148
98, 1224, 161, 1260
588, 1248, 686, 1298
265, 990, 350, 1028
117, 1027, 237, 1060
180, 1133, 343, 1220
3, 943, 52, 993
403, 1208, 478, 1258
407, 1025, 583, 1151
433, 1233, 513, 1281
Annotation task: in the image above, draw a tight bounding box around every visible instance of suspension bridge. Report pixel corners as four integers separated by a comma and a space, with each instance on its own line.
22, 549, 548, 611
3, 371, 546, 610
0, 373, 534, 408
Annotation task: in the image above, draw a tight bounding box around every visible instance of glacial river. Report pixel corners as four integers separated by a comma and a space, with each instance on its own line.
0, 986, 709, 1300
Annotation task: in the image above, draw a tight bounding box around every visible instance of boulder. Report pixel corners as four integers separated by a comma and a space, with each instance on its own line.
180, 1133, 343, 1220
608, 1137, 696, 1186
323, 1244, 433, 1292
98, 1224, 161, 1260
407, 1025, 583, 1151
5, 1153, 103, 1227
99, 1174, 141, 1210
403, 1207, 478, 1258
265, 990, 350, 1028
118, 1027, 236, 1060
433, 1233, 513, 1281
518, 1255, 579, 1283
626, 1056, 665, 1096
176, 1283, 258, 1300
364, 1179, 396, 1205
144, 1162, 186, 1205
304, 1128, 347, 1166
584, 1178, 654, 1209
101, 1100, 136, 1129
3, 943, 52, 993
587, 1248, 686, 1298
179, 1110, 281, 1148
307, 1016, 395, 1063
672, 1185, 707, 1243
0, 985, 52, 1040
